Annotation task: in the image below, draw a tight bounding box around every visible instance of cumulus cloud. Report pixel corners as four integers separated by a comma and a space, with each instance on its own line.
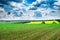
54, 0, 60, 5
53, 0, 60, 10
10, 2, 23, 8
0, 0, 60, 20
0, 0, 23, 12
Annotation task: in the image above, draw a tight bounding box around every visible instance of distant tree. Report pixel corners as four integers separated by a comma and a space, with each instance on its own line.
56, 20, 60, 22
42, 21, 45, 24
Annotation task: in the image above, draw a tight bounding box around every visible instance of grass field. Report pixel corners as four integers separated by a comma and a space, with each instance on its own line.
0, 23, 60, 40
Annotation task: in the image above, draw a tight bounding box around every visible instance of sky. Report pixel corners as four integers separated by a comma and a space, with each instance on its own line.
0, 0, 60, 20
0, 0, 60, 12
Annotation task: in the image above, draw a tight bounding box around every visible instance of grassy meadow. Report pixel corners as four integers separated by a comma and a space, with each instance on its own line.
0, 21, 60, 40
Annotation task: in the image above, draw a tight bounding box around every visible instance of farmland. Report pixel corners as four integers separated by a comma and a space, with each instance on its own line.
0, 23, 60, 40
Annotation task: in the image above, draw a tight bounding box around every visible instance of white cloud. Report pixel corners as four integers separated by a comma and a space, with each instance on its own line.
36, 8, 51, 17
10, 2, 17, 7
53, 6, 59, 10
0, 0, 60, 20
10, 2, 24, 8
37, 0, 41, 3
54, 0, 60, 5
0, 7, 7, 18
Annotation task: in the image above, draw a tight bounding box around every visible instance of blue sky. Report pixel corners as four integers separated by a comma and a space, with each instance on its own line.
0, 0, 60, 12
0, 0, 60, 20
24, 0, 36, 4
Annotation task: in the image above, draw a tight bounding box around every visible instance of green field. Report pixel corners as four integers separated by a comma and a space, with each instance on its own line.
0, 23, 60, 40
